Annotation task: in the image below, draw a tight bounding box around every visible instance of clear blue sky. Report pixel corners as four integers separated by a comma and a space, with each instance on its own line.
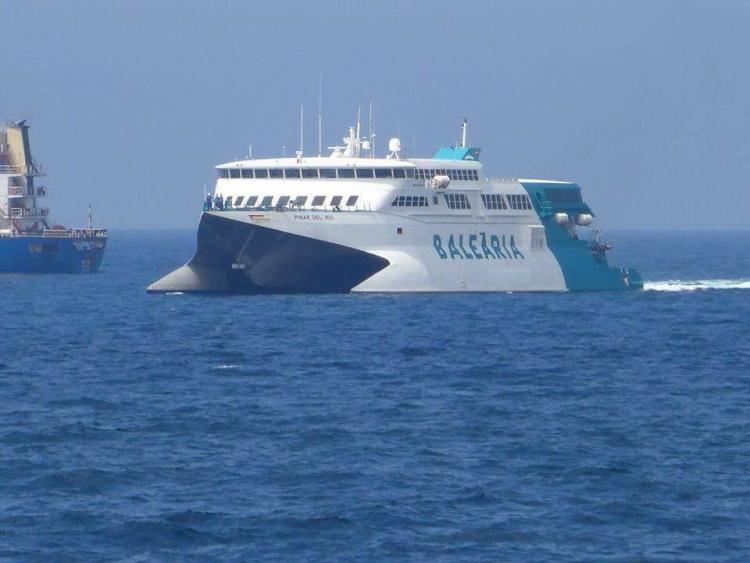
2, 0, 748, 229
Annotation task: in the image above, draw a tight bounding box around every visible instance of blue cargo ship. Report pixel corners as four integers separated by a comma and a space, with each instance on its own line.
0, 121, 106, 273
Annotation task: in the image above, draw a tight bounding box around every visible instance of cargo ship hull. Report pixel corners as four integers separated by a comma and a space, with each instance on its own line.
0, 235, 106, 273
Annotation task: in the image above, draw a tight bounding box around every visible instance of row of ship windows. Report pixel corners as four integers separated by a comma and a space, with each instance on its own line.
218, 167, 480, 181
392, 193, 534, 211
221, 194, 360, 209
416, 169, 479, 181
215, 192, 533, 211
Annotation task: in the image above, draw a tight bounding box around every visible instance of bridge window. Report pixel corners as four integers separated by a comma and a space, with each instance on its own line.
444, 193, 471, 210
255, 169, 268, 178
311, 195, 325, 206
229, 169, 240, 179
260, 196, 273, 207
218, 169, 229, 178
507, 194, 533, 210
392, 195, 428, 207
375, 168, 393, 178
245, 196, 258, 207
293, 196, 307, 207
241, 168, 254, 179
338, 168, 355, 178
545, 188, 583, 204
393, 168, 406, 179
269, 169, 283, 179
330, 195, 343, 207
276, 196, 290, 208
481, 194, 507, 210
356, 168, 374, 178
406, 169, 415, 178
301, 168, 318, 178
234, 196, 245, 207
346, 195, 359, 206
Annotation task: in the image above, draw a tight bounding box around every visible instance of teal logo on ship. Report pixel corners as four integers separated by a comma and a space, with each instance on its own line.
433, 233, 525, 260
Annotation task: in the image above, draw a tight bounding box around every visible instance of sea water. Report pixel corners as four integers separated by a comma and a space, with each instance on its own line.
1, 231, 749, 561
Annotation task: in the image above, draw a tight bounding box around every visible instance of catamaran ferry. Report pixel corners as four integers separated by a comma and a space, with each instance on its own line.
1, 121, 106, 273
148, 118, 641, 294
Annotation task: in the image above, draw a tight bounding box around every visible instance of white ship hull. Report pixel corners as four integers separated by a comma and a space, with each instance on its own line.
148, 207, 638, 294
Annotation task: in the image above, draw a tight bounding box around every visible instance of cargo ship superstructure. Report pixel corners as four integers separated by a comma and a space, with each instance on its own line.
149, 118, 641, 294
0, 121, 106, 273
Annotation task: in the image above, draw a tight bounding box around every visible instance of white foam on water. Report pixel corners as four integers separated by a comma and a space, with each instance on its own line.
644, 279, 750, 292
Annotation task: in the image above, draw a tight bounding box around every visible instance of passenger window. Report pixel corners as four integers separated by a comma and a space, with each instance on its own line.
338, 168, 355, 178
276, 196, 290, 208
255, 169, 269, 178
245, 196, 258, 207
320, 168, 337, 178
225, 196, 233, 207
346, 195, 358, 206
311, 195, 325, 206
293, 196, 307, 207
356, 168, 374, 178
260, 196, 273, 207
330, 195, 343, 207
235, 196, 244, 207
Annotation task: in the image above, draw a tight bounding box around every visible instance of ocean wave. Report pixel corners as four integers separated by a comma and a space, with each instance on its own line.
644, 279, 750, 292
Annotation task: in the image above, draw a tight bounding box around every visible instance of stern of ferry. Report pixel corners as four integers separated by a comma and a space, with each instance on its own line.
522, 181, 643, 291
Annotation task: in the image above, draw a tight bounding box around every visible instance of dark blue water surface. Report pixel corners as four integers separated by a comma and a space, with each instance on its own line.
2, 231, 749, 561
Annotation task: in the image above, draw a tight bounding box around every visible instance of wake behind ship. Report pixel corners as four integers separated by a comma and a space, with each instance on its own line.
149, 118, 641, 294
0, 121, 106, 273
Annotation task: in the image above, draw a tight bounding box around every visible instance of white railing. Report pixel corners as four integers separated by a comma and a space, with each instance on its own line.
0, 163, 46, 176
5, 186, 46, 197
9, 207, 49, 218
0, 228, 107, 239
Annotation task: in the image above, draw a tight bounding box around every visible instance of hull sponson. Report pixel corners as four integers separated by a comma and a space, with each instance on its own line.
148, 213, 390, 294
0, 236, 106, 273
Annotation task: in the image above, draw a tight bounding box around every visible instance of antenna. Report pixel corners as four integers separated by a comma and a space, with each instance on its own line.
317, 75, 323, 157
299, 104, 304, 156
248, 145, 252, 159
355, 105, 361, 157
460, 118, 468, 148
368, 101, 373, 158
88, 204, 92, 230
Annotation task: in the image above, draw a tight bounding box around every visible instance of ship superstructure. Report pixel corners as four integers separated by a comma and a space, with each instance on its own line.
149, 118, 641, 293
0, 121, 106, 273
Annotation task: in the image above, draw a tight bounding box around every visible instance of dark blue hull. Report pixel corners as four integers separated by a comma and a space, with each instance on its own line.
0, 236, 107, 273
148, 213, 389, 294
